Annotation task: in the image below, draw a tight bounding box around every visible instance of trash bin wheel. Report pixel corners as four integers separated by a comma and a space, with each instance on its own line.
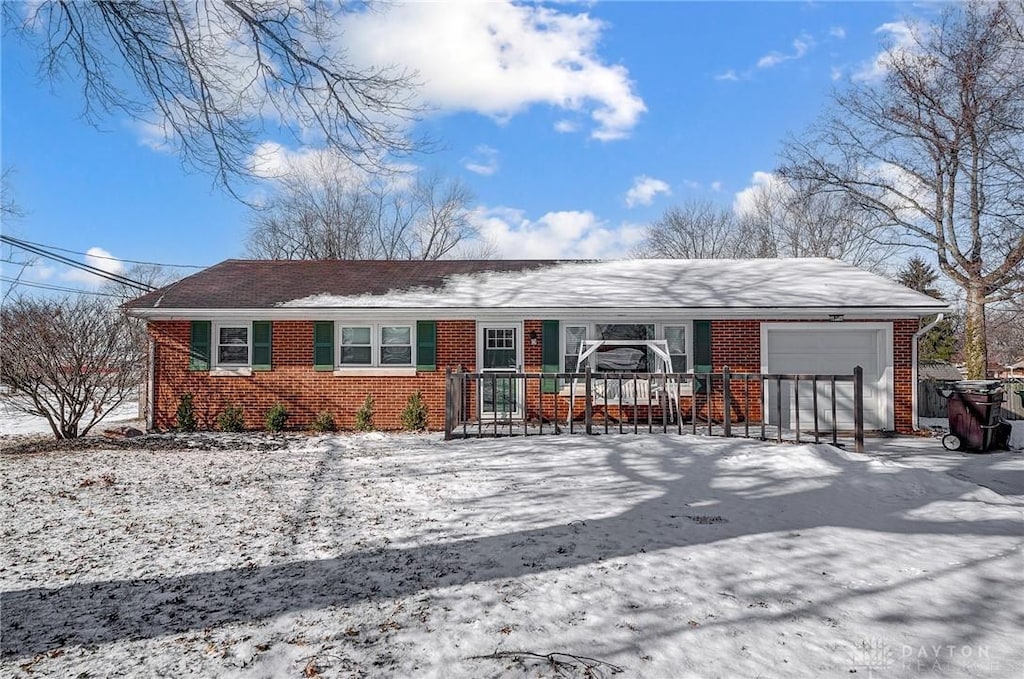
941, 433, 962, 451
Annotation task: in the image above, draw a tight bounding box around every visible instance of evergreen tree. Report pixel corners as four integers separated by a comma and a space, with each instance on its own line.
897, 256, 958, 362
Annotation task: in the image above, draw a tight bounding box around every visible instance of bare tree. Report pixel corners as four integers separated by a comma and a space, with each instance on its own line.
638, 187, 893, 268
781, 1, 1024, 378
636, 201, 747, 259
102, 263, 181, 303
1, 168, 35, 302
247, 164, 483, 260
986, 298, 1024, 365
6, 2, 420, 193
1, 296, 146, 439
1, 167, 23, 221
735, 175, 899, 271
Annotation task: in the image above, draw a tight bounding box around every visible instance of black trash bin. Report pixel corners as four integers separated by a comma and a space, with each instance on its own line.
941, 380, 1005, 452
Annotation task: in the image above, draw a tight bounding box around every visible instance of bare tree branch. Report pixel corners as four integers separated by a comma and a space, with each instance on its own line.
7, 1, 423, 195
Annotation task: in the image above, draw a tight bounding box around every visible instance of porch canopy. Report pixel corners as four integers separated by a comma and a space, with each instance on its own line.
572, 339, 673, 374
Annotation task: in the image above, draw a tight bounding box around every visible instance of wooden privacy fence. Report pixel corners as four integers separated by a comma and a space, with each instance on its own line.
918, 379, 1024, 420
444, 366, 865, 453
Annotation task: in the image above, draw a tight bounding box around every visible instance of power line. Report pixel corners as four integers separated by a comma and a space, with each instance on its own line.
2, 237, 206, 269
0, 276, 124, 298
0, 235, 155, 292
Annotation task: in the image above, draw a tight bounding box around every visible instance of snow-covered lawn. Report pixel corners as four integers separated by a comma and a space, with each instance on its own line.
2, 433, 1022, 678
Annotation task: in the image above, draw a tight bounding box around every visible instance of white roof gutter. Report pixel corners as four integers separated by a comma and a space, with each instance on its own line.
912, 312, 946, 432
126, 305, 951, 321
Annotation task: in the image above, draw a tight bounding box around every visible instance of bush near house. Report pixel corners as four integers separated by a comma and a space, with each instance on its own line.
265, 403, 289, 431
310, 411, 337, 432
400, 391, 428, 431
217, 405, 245, 432
354, 394, 375, 432
175, 393, 197, 433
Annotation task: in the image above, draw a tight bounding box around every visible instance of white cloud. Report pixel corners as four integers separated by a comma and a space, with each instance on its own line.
829, 26, 847, 39
60, 247, 126, 288
249, 141, 355, 180
714, 69, 741, 82
757, 35, 813, 69
830, 66, 843, 81
625, 175, 672, 208
462, 145, 500, 176
340, 2, 646, 141
554, 120, 579, 134
854, 21, 919, 82
248, 141, 418, 192
732, 171, 791, 217
710, 181, 724, 192
471, 207, 645, 258
682, 179, 702, 190
133, 119, 175, 153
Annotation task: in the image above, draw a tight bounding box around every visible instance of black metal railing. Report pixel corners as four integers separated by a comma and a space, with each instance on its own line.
444, 366, 865, 452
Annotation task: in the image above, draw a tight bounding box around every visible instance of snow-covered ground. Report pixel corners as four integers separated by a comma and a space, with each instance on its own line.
0, 398, 141, 438
2, 433, 1022, 678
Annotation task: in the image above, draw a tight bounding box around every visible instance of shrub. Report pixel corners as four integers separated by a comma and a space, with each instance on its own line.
354, 394, 375, 432
217, 404, 245, 432
265, 403, 289, 432
175, 393, 197, 433
400, 390, 428, 431
310, 411, 337, 433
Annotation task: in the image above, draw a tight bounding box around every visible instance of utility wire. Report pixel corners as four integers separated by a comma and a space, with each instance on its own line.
0, 235, 155, 292
1, 237, 206, 269
0, 276, 124, 298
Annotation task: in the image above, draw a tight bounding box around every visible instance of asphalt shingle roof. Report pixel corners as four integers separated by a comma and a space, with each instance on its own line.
125, 258, 950, 314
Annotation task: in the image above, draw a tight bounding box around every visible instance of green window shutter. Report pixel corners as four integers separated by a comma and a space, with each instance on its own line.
541, 320, 560, 393
189, 321, 211, 371
693, 320, 713, 394
416, 321, 437, 371
252, 321, 272, 371
313, 321, 334, 371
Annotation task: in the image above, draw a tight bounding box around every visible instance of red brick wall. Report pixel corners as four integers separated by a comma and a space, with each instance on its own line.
893, 319, 917, 434
150, 317, 919, 433
150, 320, 474, 431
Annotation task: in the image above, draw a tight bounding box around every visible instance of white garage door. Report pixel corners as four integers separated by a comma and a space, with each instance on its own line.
763, 324, 892, 431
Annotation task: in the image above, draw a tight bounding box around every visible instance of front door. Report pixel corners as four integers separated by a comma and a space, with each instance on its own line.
480, 324, 522, 417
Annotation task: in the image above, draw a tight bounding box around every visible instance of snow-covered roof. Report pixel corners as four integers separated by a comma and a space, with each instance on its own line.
126, 258, 950, 317
279, 258, 947, 312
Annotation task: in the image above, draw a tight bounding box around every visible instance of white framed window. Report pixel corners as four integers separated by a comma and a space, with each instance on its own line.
559, 321, 692, 373
215, 323, 250, 366
380, 325, 413, 366
339, 326, 373, 366
563, 325, 588, 372
664, 325, 688, 373
335, 323, 416, 369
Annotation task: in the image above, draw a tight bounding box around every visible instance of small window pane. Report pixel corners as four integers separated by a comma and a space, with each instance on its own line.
664, 325, 687, 373
340, 346, 372, 365
220, 327, 248, 345
219, 345, 248, 364
381, 346, 412, 365
664, 326, 686, 353
342, 327, 371, 345
381, 326, 411, 345
595, 324, 654, 341
564, 326, 587, 371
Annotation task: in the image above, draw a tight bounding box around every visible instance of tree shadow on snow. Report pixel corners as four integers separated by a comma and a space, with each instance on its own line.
2, 436, 1021, 658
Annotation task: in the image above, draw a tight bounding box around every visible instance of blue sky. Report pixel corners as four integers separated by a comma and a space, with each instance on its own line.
1, 1, 932, 290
